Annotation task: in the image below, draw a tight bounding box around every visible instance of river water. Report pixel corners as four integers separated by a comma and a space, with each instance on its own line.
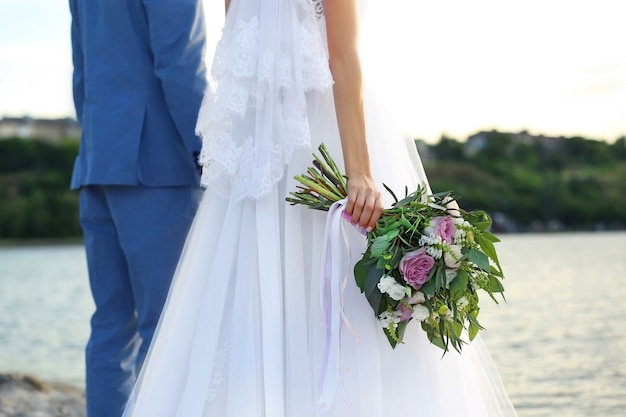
0, 232, 625, 416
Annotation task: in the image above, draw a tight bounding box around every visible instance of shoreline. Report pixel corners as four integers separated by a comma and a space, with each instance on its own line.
0, 374, 85, 417
1, 229, 625, 248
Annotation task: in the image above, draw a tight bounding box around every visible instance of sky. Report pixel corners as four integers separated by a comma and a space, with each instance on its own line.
0, 0, 625, 143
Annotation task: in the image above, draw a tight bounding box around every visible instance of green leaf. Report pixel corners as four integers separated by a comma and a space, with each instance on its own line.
481, 230, 501, 243
384, 327, 399, 348
489, 265, 504, 278
438, 320, 449, 351
468, 248, 490, 271
467, 310, 483, 328
354, 257, 372, 292
431, 190, 454, 199
452, 321, 464, 338
475, 233, 502, 271
382, 183, 398, 204
370, 235, 392, 258
386, 228, 401, 240
485, 275, 505, 293
466, 210, 492, 231
467, 311, 483, 340
432, 267, 445, 291
423, 323, 446, 351
364, 266, 385, 313
376, 256, 390, 271
421, 270, 437, 296
395, 187, 426, 208
468, 322, 480, 341
427, 202, 448, 212
388, 250, 403, 271
395, 320, 409, 345
449, 269, 469, 294
399, 214, 413, 230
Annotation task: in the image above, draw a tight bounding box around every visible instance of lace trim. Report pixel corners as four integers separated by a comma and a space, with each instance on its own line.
196, 0, 333, 201
310, 0, 324, 19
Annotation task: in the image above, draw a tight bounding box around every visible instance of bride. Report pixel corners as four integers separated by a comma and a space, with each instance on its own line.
123, 0, 518, 415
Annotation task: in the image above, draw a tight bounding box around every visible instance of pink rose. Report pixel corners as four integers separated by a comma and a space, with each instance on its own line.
425, 216, 457, 244
399, 248, 435, 289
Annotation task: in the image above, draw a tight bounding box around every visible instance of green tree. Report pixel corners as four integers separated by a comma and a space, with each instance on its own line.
423, 132, 626, 231
0, 138, 81, 239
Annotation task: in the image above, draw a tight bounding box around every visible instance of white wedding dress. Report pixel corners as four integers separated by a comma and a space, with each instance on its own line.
123, 0, 518, 416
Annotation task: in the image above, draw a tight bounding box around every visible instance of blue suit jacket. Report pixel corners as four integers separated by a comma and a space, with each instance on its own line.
69, 0, 207, 189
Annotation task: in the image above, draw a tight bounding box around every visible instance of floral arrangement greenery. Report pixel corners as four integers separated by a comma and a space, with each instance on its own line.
287, 143, 506, 354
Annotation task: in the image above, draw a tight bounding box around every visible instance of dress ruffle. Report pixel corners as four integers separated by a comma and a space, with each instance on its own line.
195, 0, 332, 200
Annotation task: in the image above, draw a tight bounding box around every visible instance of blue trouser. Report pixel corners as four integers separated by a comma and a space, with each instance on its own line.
79, 185, 201, 417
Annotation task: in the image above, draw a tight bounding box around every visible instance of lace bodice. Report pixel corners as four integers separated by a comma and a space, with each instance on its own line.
195, 0, 367, 200
195, 0, 331, 200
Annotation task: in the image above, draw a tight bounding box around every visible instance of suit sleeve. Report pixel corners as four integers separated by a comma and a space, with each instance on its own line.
69, 0, 85, 123
142, 0, 208, 156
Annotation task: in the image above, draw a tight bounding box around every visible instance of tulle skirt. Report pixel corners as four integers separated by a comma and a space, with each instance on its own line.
123, 86, 518, 417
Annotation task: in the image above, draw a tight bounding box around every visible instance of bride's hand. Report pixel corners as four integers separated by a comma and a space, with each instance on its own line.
345, 173, 384, 232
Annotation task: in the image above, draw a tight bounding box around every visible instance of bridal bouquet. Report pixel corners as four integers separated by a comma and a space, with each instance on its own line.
287, 144, 506, 354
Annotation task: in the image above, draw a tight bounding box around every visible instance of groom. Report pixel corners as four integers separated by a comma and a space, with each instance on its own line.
69, 0, 207, 416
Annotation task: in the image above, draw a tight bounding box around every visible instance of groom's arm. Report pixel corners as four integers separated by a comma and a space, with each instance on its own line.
69, 0, 85, 124
142, 0, 208, 154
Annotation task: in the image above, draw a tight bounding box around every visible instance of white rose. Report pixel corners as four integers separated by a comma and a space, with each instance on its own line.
377, 276, 407, 301
377, 276, 395, 293
444, 245, 462, 268
408, 291, 426, 304
389, 286, 407, 301
457, 296, 469, 309
412, 304, 430, 321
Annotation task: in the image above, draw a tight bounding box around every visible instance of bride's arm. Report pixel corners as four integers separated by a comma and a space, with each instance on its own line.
225, 0, 230, 13
324, 0, 383, 231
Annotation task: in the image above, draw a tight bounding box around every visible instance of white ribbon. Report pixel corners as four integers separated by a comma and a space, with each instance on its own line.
317, 199, 364, 408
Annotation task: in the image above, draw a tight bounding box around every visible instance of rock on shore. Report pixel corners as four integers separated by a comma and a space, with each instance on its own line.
0, 374, 85, 417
